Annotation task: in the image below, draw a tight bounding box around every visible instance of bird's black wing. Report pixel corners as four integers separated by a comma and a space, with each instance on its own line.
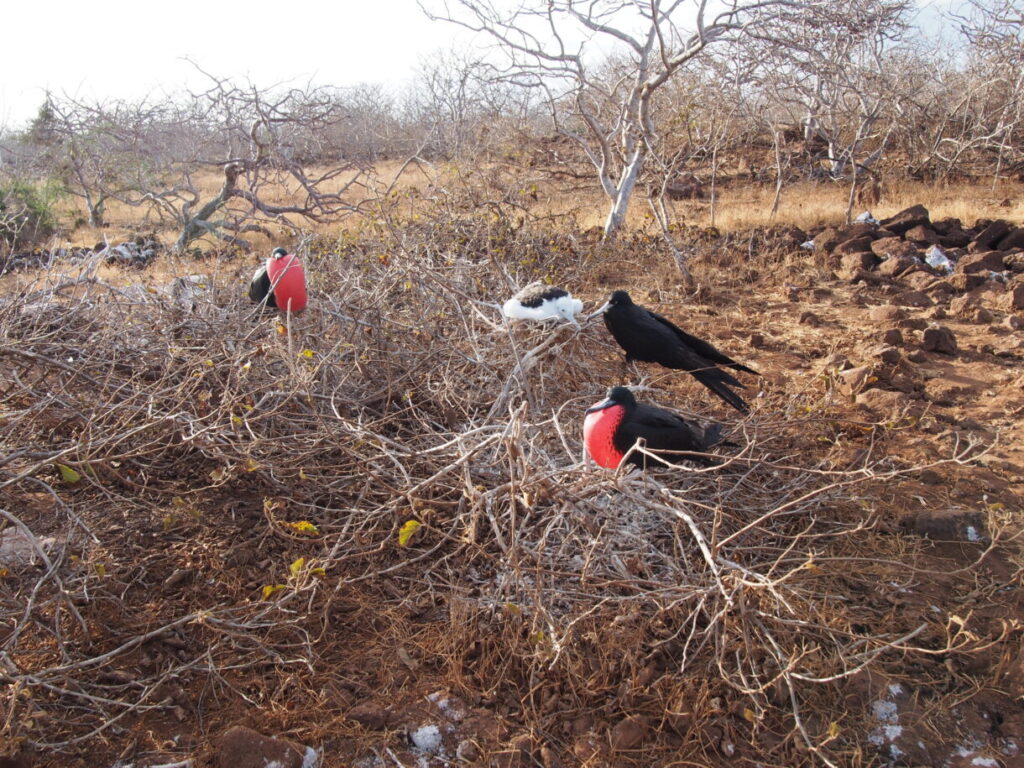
515, 283, 568, 308
647, 309, 759, 376
619, 404, 723, 464
248, 265, 277, 307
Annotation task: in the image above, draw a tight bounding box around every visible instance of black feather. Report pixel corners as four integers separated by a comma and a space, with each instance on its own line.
599, 386, 725, 468
513, 283, 570, 308
248, 264, 277, 308
602, 290, 758, 413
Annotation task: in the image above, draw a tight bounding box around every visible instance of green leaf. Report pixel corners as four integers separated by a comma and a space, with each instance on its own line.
288, 520, 319, 536
56, 464, 81, 484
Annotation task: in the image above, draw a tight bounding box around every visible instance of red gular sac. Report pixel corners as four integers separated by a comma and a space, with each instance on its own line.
266, 249, 308, 313
583, 397, 627, 469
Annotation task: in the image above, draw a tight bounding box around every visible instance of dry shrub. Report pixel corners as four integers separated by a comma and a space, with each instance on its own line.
0, 210, 996, 766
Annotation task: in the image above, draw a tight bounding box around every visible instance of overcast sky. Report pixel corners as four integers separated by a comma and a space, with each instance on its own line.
1, 0, 957, 131
0, 0, 460, 128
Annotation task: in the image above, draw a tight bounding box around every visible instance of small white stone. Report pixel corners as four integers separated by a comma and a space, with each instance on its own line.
301, 746, 321, 768
872, 700, 899, 724
411, 724, 443, 754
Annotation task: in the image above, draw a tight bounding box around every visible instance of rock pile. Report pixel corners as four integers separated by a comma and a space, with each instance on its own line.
801, 205, 1024, 425
802, 205, 1024, 300
1, 236, 163, 275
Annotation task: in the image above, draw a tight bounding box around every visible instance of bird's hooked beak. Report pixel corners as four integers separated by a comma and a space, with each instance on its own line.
585, 397, 616, 415
586, 300, 611, 321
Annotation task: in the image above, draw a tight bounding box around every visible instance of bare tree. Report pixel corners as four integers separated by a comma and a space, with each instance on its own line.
740, 0, 912, 219
423, 0, 852, 240
951, 0, 1024, 181
402, 48, 539, 161
18, 95, 168, 227
126, 68, 373, 252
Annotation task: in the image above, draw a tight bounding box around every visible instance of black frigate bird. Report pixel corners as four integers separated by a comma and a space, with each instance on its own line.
598, 290, 758, 413
583, 386, 725, 469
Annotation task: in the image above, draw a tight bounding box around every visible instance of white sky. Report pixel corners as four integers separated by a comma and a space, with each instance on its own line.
0, 0, 958, 130
0, 0, 459, 128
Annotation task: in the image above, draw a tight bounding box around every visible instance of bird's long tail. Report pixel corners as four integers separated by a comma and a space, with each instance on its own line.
693, 370, 750, 414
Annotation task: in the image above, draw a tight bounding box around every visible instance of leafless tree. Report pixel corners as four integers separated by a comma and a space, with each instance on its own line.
642, 58, 753, 278
128, 68, 373, 252
423, 0, 840, 241
401, 48, 540, 161
741, 0, 912, 219
949, 0, 1024, 181
319, 83, 399, 164
17, 95, 170, 228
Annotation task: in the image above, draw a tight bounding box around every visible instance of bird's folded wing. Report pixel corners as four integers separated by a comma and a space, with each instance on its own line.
650, 310, 758, 375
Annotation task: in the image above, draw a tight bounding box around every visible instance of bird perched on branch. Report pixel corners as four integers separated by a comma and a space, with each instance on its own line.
249, 247, 308, 313
583, 386, 725, 469
598, 290, 758, 413
503, 282, 584, 324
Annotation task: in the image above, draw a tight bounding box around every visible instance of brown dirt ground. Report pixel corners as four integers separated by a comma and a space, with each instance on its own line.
2, 206, 1024, 768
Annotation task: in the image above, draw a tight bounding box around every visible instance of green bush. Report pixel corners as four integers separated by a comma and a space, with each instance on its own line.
0, 178, 64, 251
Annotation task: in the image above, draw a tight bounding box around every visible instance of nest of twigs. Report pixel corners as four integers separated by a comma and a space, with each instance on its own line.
0, 214, 1003, 767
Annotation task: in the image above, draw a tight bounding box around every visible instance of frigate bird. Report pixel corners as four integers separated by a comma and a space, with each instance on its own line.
249, 247, 308, 313
503, 282, 584, 324
599, 290, 757, 413
583, 386, 725, 469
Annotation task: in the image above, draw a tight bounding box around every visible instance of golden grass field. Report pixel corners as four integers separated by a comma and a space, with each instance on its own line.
49, 160, 1024, 257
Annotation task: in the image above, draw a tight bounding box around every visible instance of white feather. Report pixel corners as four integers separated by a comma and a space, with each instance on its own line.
503, 293, 583, 323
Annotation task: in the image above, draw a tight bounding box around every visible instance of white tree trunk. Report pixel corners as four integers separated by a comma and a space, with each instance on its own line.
603, 150, 645, 240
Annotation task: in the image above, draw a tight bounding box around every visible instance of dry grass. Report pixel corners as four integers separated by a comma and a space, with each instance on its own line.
40, 161, 1024, 263
1, 200, 1014, 767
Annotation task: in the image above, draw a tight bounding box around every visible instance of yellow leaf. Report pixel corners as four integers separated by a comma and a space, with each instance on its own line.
802, 557, 821, 573
530, 630, 545, 644
310, 567, 326, 578
300, 349, 315, 359
262, 584, 286, 600
288, 520, 319, 535
828, 721, 840, 739
299, 469, 309, 480
57, 464, 81, 484
231, 415, 243, 426
210, 467, 226, 482
742, 707, 757, 723
95, 563, 106, 577
203, 359, 214, 367
276, 324, 287, 335
243, 458, 259, 472
398, 520, 422, 547
289, 557, 306, 578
